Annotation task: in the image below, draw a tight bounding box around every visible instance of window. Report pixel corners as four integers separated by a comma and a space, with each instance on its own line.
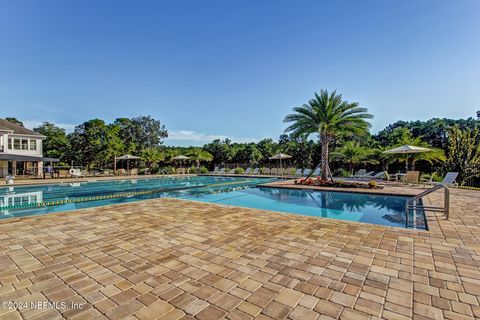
13, 139, 20, 150
8, 138, 12, 149
21, 139, 28, 150
30, 140, 37, 151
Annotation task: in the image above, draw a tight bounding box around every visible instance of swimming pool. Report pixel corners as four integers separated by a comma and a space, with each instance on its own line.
0, 176, 425, 229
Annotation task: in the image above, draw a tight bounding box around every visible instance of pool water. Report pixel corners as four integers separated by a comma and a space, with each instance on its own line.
0, 176, 425, 229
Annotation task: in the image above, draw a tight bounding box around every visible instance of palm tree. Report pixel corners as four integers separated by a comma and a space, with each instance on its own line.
284, 89, 373, 180
140, 148, 164, 169
331, 141, 378, 175
188, 149, 213, 168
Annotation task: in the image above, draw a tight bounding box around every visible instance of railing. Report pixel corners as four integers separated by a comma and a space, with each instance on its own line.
462, 165, 480, 190
406, 184, 450, 228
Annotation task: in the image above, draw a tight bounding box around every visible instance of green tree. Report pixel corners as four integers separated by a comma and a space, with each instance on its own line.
331, 141, 377, 174
33, 122, 69, 161
444, 126, 480, 184
188, 148, 213, 168
256, 138, 278, 163
284, 89, 373, 180
68, 119, 120, 169
5, 117, 23, 126
140, 148, 164, 169
131, 116, 168, 152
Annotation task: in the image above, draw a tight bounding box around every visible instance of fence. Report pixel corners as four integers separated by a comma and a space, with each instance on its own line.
461, 165, 480, 190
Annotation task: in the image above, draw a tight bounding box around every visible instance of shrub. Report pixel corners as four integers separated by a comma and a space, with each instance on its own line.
235, 167, 245, 174
200, 166, 209, 174
368, 180, 378, 189
188, 166, 197, 174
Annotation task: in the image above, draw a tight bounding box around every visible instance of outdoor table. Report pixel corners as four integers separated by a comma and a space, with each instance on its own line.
396, 173, 407, 181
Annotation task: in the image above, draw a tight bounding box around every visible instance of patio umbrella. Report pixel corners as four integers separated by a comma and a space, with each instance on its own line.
115, 154, 140, 172
269, 153, 292, 176
172, 155, 190, 173
383, 145, 431, 171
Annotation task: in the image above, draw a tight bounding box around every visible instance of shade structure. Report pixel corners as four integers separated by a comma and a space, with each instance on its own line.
172, 155, 190, 160
269, 153, 292, 177
114, 155, 140, 172
383, 145, 432, 171
269, 153, 293, 160
116, 154, 140, 160
383, 145, 431, 154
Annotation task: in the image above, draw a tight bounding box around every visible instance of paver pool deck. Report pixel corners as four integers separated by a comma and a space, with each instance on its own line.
0, 187, 479, 319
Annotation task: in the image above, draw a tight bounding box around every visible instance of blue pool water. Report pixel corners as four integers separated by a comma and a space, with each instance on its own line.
0, 176, 425, 229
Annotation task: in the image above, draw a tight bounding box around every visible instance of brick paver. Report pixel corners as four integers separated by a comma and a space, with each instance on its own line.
0, 187, 479, 319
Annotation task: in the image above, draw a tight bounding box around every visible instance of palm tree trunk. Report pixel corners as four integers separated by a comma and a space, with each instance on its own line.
320, 138, 329, 180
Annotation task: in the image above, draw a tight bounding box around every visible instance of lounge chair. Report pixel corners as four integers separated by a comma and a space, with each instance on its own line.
212, 167, 220, 174
294, 168, 303, 177
244, 167, 252, 175
303, 168, 312, 177
129, 168, 138, 176
404, 171, 419, 184
252, 168, 260, 175
262, 168, 271, 175
270, 168, 278, 176
218, 168, 226, 175
228, 168, 235, 174
352, 169, 367, 177
424, 172, 459, 187
69, 168, 85, 178
312, 167, 321, 177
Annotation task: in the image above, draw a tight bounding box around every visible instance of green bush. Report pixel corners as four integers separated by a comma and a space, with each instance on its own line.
200, 166, 209, 174
188, 166, 197, 174
234, 167, 245, 174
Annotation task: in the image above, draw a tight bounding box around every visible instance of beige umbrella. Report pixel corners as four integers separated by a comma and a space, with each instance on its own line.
269, 153, 292, 176
172, 155, 190, 173
383, 145, 431, 171
115, 154, 140, 172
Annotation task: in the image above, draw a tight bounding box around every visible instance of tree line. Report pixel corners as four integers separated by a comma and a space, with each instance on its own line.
5, 90, 479, 185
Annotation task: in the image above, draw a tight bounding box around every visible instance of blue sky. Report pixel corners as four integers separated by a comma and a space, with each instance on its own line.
1, 0, 479, 146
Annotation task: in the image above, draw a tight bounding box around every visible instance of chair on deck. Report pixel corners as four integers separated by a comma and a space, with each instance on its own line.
303, 168, 312, 177
294, 168, 303, 177
404, 171, 420, 184
252, 168, 260, 175
424, 172, 459, 187
352, 169, 367, 177
244, 167, 252, 175
211, 167, 220, 174
312, 167, 321, 177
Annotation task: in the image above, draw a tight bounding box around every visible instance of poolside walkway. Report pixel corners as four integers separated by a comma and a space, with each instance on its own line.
0, 188, 479, 319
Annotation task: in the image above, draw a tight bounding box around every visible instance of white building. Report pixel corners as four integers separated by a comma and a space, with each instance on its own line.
0, 119, 58, 178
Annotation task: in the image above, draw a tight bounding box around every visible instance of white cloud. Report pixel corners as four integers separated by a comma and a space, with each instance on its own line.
166, 130, 258, 146
23, 120, 76, 133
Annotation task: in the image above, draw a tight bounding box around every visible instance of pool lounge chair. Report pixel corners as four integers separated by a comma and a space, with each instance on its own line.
270, 168, 277, 176
228, 168, 235, 174
294, 168, 303, 177
312, 167, 321, 177
303, 168, 312, 176
212, 167, 220, 174
404, 171, 419, 184
218, 168, 226, 175
252, 168, 260, 175
352, 169, 367, 178
69, 168, 85, 178
244, 167, 252, 175
263, 168, 271, 175
424, 172, 459, 187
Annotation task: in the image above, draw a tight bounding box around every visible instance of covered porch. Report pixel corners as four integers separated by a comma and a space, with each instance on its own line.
0, 154, 59, 178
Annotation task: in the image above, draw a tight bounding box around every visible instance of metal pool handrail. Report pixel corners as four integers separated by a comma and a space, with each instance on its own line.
406, 184, 450, 227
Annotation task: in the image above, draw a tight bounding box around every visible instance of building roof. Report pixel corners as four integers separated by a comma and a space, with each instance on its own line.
0, 119, 44, 137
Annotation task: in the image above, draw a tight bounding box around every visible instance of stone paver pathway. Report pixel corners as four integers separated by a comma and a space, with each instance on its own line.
0, 188, 479, 319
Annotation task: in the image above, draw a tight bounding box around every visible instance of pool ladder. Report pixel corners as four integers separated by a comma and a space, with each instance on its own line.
405, 184, 450, 228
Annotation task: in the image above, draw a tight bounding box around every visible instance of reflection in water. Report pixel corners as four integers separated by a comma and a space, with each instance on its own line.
0, 190, 44, 216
